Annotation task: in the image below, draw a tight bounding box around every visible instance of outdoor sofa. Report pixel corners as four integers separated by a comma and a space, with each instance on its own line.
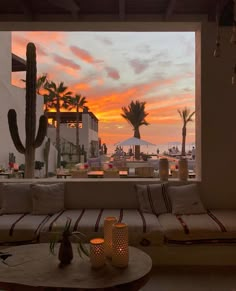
0, 180, 236, 266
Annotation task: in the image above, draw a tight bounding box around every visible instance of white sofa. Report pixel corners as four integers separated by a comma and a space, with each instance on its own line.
1, 179, 236, 266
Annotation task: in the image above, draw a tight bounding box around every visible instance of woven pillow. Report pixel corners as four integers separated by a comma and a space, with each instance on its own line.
31, 183, 64, 215
135, 183, 170, 214
0, 183, 32, 214
168, 184, 206, 215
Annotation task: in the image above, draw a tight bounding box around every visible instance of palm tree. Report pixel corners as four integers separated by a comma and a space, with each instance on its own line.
178, 107, 195, 156
36, 74, 48, 95
67, 94, 88, 160
121, 100, 149, 160
45, 81, 72, 167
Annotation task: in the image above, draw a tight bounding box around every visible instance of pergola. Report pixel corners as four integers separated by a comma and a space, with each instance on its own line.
0, 0, 233, 25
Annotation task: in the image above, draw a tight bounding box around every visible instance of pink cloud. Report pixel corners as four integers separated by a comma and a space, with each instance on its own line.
70, 46, 95, 64
105, 67, 120, 80
53, 54, 81, 70
129, 59, 149, 74
12, 35, 48, 57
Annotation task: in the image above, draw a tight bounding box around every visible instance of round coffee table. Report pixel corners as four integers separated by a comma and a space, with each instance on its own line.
0, 243, 152, 290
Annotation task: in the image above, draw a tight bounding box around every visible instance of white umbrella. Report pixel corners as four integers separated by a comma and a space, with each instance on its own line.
115, 137, 155, 146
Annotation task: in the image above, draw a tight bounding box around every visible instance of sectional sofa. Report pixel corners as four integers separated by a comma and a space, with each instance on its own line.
0, 179, 236, 266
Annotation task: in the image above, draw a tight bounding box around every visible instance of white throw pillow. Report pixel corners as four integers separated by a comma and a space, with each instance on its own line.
168, 184, 206, 215
31, 183, 64, 215
0, 183, 32, 214
135, 183, 170, 214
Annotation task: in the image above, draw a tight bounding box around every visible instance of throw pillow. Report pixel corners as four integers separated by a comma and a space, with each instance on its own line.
168, 183, 206, 215
135, 183, 170, 215
0, 183, 32, 214
31, 183, 64, 215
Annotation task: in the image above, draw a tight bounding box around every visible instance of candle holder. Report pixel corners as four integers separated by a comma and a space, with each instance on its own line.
112, 223, 129, 268
159, 158, 169, 181
104, 216, 117, 258
178, 158, 188, 181
90, 238, 105, 268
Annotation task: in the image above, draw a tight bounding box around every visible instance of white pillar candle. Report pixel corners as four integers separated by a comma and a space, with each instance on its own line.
178, 158, 188, 181
90, 238, 105, 268
159, 158, 169, 181
104, 216, 117, 258
112, 223, 129, 268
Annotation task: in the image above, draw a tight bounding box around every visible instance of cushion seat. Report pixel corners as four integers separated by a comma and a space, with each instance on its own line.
0, 214, 49, 243
158, 210, 236, 244
39, 209, 165, 246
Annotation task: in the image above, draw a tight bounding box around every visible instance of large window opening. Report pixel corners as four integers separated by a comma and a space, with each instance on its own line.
1, 25, 199, 179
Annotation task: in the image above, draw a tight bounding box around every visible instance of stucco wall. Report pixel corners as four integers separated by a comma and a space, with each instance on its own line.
0, 32, 57, 175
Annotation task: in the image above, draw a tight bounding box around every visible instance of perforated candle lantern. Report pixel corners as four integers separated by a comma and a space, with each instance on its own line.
104, 216, 117, 258
178, 158, 188, 181
112, 223, 129, 268
159, 158, 169, 181
90, 238, 105, 268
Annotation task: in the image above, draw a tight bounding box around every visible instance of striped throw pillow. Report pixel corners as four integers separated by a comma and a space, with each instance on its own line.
135, 183, 171, 215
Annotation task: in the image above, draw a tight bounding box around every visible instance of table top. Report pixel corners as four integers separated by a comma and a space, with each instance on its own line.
0, 243, 152, 290
87, 170, 104, 177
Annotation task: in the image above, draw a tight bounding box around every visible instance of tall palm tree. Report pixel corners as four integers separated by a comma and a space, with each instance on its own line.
36, 74, 48, 95
121, 100, 149, 160
67, 94, 88, 159
45, 81, 72, 167
178, 107, 195, 156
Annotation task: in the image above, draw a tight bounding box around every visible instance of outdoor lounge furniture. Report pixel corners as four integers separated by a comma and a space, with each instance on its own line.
1, 180, 236, 266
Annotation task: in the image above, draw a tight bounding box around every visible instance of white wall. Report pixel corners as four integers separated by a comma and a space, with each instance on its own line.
0, 32, 57, 174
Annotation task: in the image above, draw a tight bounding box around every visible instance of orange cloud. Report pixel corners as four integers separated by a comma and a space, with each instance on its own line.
53, 54, 81, 70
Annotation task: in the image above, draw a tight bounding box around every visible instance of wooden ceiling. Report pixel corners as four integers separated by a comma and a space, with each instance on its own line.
0, 0, 232, 25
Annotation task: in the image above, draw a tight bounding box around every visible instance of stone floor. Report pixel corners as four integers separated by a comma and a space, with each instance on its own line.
142, 266, 236, 291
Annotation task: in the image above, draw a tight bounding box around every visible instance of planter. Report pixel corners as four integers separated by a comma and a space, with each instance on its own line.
71, 170, 88, 178
104, 170, 119, 178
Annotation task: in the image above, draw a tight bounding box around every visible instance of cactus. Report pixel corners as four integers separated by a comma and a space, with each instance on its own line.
8, 43, 47, 178
43, 137, 50, 178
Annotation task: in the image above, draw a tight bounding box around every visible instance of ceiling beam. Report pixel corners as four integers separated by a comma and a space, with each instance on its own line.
20, 0, 35, 21
48, 0, 80, 20
165, 0, 176, 20
119, 0, 126, 21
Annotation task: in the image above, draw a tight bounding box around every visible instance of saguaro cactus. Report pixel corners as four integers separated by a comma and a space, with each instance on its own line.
8, 43, 47, 178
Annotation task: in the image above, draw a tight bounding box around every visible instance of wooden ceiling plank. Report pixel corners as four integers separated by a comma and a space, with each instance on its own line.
48, 0, 80, 20
19, 0, 34, 21
119, 0, 126, 21
165, 0, 177, 20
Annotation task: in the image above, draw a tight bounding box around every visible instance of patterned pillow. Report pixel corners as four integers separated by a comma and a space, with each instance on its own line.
168, 184, 206, 215
135, 183, 170, 215
31, 183, 64, 215
0, 183, 32, 214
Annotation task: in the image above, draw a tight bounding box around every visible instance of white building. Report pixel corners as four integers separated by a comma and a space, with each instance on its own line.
0, 31, 57, 175
47, 108, 99, 161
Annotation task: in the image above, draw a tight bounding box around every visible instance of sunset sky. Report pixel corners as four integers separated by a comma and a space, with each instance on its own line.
11, 31, 195, 147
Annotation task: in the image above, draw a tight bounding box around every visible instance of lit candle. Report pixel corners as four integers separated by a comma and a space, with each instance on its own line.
159, 158, 169, 181
112, 223, 129, 268
104, 216, 117, 258
90, 238, 105, 268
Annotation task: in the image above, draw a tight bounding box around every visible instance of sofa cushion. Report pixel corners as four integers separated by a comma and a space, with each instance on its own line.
168, 184, 206, 215
39, 209, 164, 246
158, 210, 236, 243
0, 213, 49, 243
0, 183, 32, 214
31, 183, 64, 215
135, 183, 170, 215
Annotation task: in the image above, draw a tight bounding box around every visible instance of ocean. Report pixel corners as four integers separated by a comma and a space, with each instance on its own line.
105, 143, 195, 156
